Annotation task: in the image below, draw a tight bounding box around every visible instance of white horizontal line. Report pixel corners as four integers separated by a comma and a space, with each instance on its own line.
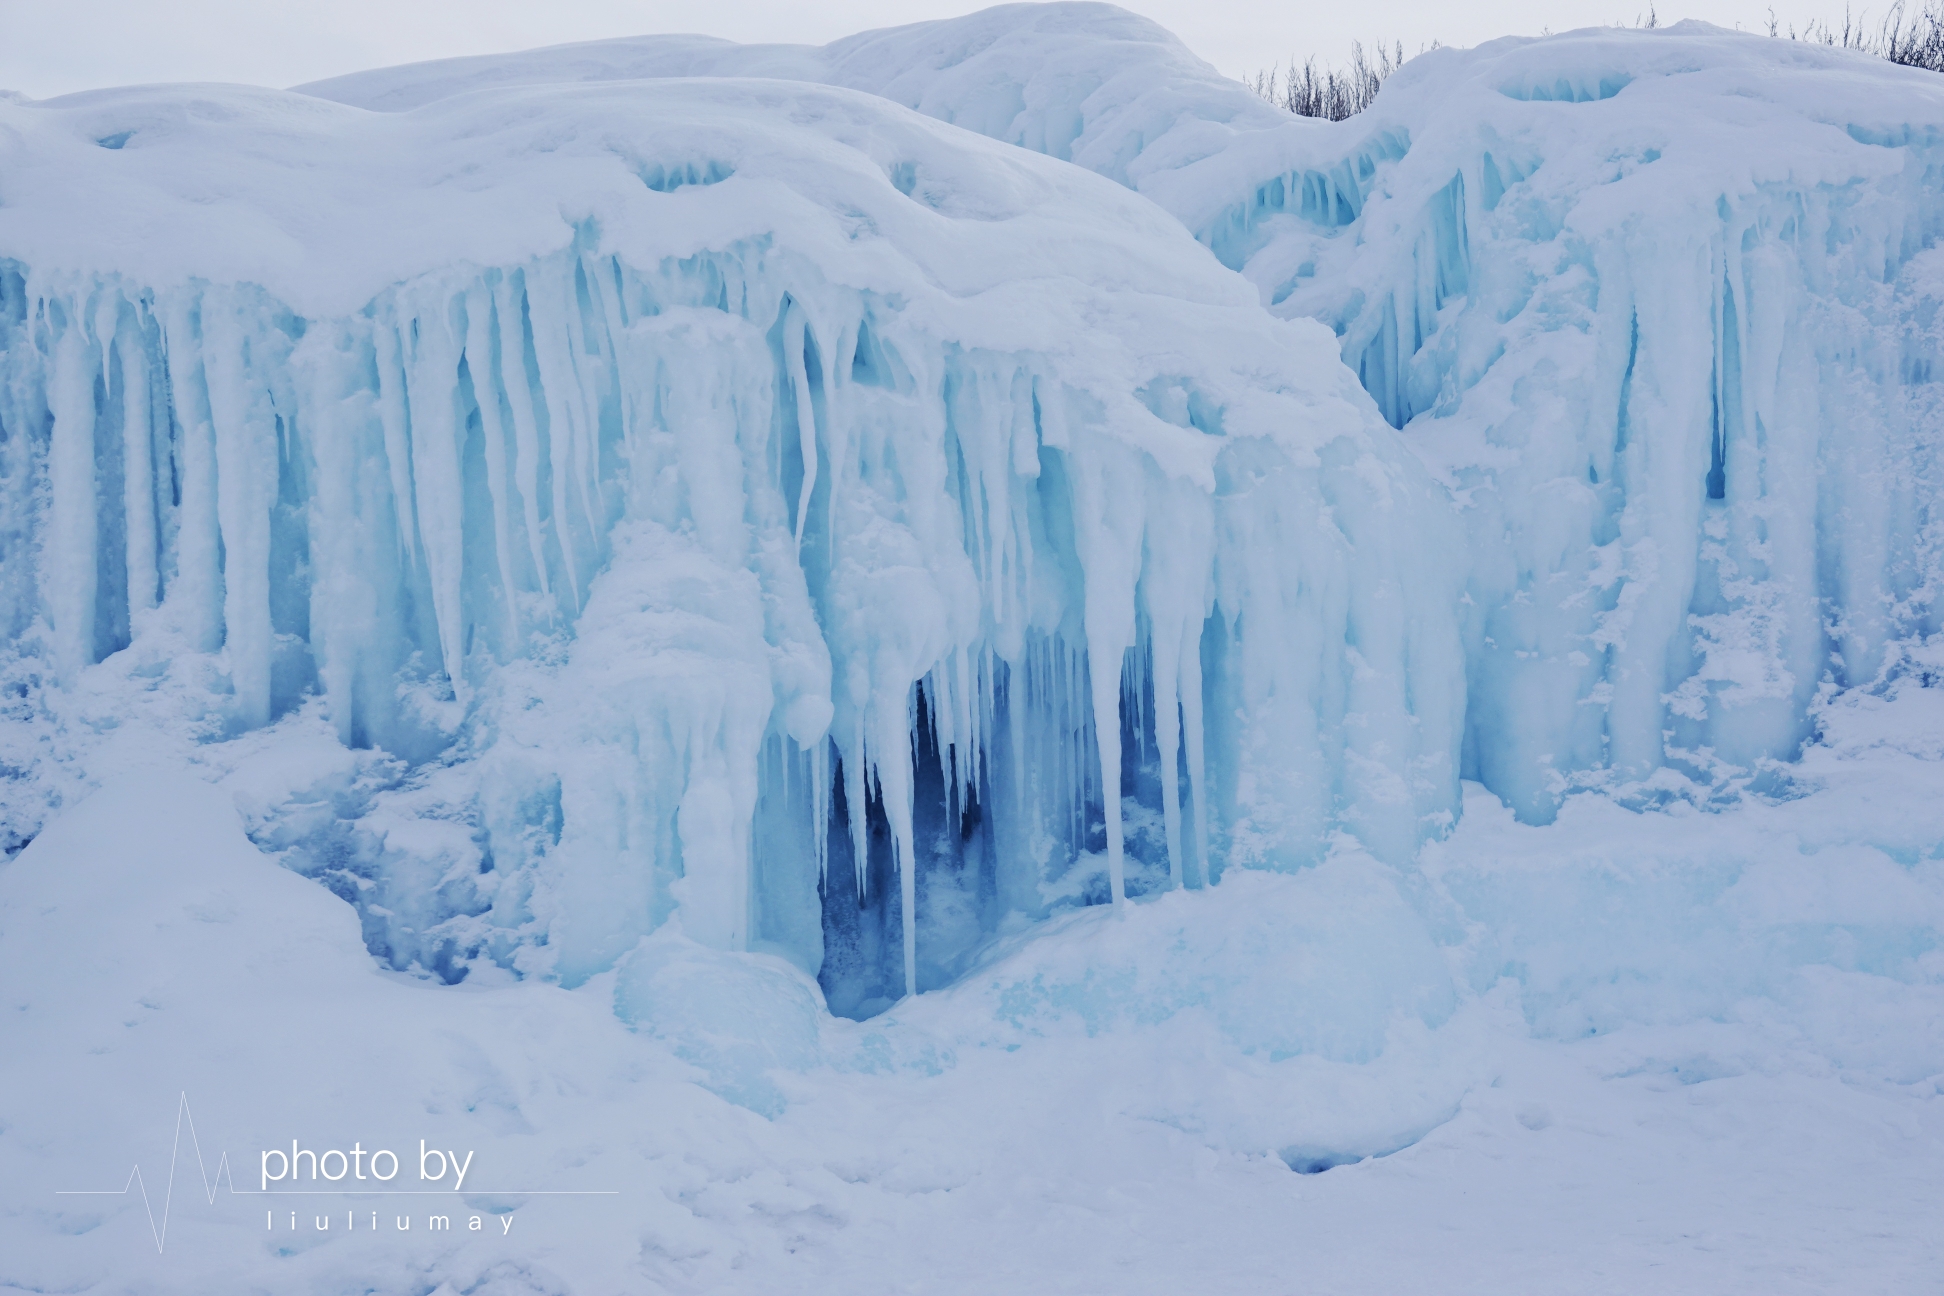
60, 1189, 620, 1195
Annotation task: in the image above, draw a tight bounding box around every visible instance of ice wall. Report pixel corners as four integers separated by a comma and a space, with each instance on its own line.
939, 21, 1944, 820
847, 21, 1944, 821
319, 10, 1944, 822
1217, 31, 1944, 820
0, 77, 1462, 1002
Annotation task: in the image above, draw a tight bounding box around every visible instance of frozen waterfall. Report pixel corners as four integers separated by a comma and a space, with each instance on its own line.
309, 10, 1944, 824
1237, 32, 1944, 820
0, 76, 1462, 1004
9, 9, 1941, 1009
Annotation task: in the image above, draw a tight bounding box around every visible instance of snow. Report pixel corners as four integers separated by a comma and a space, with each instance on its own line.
294, 0, 1295, 199
2, 4, 1943, 1292
4, 684, 1942, 1293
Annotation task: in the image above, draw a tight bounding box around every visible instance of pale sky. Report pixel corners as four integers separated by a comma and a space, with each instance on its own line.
0, 0, 1860, 99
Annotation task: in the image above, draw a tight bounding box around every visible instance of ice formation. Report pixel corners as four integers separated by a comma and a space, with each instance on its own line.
306, 8, 1944, 823
897, 18, 1944, 821
5, 4, 1944, 1011
1232, 32, 1944, 821
0, 74, 1461, 1005
7, 12, 1944, 1293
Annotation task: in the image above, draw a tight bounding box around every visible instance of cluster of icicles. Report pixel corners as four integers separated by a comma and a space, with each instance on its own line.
0, 245, 1461, 1002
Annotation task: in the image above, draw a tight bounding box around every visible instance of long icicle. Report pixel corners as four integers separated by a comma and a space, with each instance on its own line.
1180, 615, 1211, 888
465, 282, 524, 650
118, 303, 159, 615
1152, 617, 1185, 891
492, 274, 555, 607
46, 310, 97, 674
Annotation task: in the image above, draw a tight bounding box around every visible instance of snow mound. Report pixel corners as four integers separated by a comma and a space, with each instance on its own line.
293, 1, 1301, 198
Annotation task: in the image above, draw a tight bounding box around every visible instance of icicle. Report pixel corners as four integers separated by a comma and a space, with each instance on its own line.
1152, 620, 1185, 891
1017, 644, 1035, 835
801, 309, 845, 573
117, 305, 158, 614
46, 310, 97, 674
1180, 618, 1210, 887
491, 274, 556, 608
843, 720, 869, 898
811, 737, 829, 883
1088, 634, 1126, 908
783, 302, 819, 554
522, 270, 598, 609
160, 296, 223, 654
464, 283, 524, 649
954, 647, 975, 810
291, 318, 373, 748
872, 691, 920, 999
1071, 644, 1084, 861
400, 290, 469, 689
371, 318, 424, 577
553, 261, 607, 540
201, 296, 276, 728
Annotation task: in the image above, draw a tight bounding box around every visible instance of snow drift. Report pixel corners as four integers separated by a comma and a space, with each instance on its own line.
0, 73, 1462, 1003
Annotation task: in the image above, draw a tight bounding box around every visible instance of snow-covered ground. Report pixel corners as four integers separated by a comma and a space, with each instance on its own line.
3, 4, 1943, 1292
4, 673, 1941, 1293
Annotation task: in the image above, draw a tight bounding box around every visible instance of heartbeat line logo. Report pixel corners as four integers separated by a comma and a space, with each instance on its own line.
57, 1093, 619, 1254
56, 1092, 242, 1254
